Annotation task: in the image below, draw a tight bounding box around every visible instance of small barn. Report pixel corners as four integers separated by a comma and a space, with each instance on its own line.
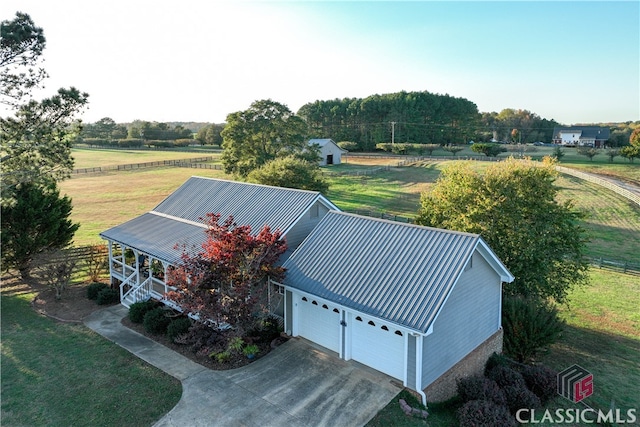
100, 177, 339, 308
308, 138, 348, 166
277, 211, 514, 403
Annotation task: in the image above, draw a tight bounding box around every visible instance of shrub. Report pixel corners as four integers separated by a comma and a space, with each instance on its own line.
143, 307, 171, 334
487, 365, 526, 389
96, 288, 119, 305
456, 375, 507, 406
117, 138, 143, 148
502, 295, 564, 362
87, 282, 109, 300
457, 400, 516, 427
167, 317, 192, 342
174, 138, 193, 147
520, 364, 558, 404
174, 323, 221, 356
484, 352, 516, 375
212, 351, 231, 363
375, 143, 392, 152
227, 337, 245, 353
248, 315, 282, 343
128, 300, 158, 323
502, 384, 541, 414
337, 141, 358, 151
243, 344, 259, 357
85, 244, 107, 282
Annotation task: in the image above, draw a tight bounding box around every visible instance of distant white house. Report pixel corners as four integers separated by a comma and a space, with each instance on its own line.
308, 139, 348, 166
552, 126, 610, 148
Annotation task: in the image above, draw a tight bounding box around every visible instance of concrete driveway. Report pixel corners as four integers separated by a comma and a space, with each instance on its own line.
84, 305, 401, 427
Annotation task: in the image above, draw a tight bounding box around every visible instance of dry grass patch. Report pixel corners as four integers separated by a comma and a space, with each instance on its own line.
60, 167, 230, 245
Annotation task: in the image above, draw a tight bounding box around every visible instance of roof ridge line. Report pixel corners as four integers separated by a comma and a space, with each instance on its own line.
149, 210, 208, 228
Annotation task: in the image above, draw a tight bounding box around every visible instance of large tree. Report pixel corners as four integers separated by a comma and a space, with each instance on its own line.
1, 183, 79, 278
246, 156, 329, 193
415, 158, 589, 303
166, 214, 287, 335
221, 99, 312, 177
1, 12, 88, 202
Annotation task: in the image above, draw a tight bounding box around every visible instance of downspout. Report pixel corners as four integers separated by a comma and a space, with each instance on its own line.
415, 333, 427, 406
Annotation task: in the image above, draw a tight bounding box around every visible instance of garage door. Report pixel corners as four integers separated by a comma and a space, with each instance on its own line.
350, 314, 405, 380
296, 295, 341, 353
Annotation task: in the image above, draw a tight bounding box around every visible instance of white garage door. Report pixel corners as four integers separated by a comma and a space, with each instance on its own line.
296, 295, 341, 353
350, 314, 405, 380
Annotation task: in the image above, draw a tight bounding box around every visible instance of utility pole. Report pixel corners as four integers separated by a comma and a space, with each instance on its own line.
391, 121, 396, 144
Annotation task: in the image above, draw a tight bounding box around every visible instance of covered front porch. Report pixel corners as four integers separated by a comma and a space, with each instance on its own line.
105, 240, 180, 309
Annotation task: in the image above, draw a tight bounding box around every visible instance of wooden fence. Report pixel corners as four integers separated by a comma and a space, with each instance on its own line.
555, 166, 640, 206
72, 157, 216, 175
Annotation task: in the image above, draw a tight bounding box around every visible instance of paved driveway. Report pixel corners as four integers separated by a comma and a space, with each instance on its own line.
84, 305, 401, 427
157, 339, 401, 427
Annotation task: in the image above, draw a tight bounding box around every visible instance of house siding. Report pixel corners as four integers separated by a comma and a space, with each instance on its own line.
421, 252, 502, 387
284, 202, 331, 251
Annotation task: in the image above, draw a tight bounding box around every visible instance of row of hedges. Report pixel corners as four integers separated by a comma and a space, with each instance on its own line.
456, 353, 557, 426
375, 142, 443, 155
80, 138, 193, 148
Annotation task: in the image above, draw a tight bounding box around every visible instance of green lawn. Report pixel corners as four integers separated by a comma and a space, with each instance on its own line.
0, 279, 182, 427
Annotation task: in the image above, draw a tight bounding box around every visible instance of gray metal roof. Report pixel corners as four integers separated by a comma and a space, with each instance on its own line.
282, 211, 513, 334
100, 213, 206, 264
100, 177, 339, 264
153, 177, 338, 233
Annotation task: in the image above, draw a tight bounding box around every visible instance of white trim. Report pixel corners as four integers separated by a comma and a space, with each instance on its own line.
283, 286, 422, 337
149, 210, 207, 228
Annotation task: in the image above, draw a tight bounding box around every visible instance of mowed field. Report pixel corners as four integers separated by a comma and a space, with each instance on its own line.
61, 150, 640, 266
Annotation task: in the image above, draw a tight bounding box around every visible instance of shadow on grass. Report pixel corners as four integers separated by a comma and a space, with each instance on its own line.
541, 324, 640, 412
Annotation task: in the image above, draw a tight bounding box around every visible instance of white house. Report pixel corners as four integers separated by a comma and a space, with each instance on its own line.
308, 138, 348, 165
100, 177, 339, 308
277, 211, 514, 404
552, 126, 610, 148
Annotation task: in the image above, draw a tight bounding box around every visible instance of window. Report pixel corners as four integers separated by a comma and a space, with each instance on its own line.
395, 331, 403, 336
333, 308, 339, 313
312, 300, 318, 305
355, 316, 363, 321
302, 297, 307, 302
368, 320, 375, 326
322, 304, 328, 309
381, 325, 389, 331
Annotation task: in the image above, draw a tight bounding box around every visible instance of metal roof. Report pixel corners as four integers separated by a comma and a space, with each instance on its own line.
282, 211, 513, 334
100, 212, 206, 264
100, 177, 339, 264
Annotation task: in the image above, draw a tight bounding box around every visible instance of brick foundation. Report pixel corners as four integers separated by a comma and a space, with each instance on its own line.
423, 328, 503, 403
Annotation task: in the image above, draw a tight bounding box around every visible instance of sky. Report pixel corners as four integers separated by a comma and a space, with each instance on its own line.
2, 1, 639, 126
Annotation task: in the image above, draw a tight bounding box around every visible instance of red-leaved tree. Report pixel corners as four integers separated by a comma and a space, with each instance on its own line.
166, 213, 287, 334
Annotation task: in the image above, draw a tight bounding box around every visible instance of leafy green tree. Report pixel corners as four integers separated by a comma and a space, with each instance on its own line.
1, 183, 79, 278
196, 123, 224, 146
1, 12, 88, 201
629, 127, 640, 147
246, 156, 329, 193
551, 145, 564, 161
221, 99, 310, 176
576, 146, 599, 161
605, 148, 620, 162
620, 145, 640, 163
442, 144, 464, 156
471, 143, 507, 157
415, 158, 589, 303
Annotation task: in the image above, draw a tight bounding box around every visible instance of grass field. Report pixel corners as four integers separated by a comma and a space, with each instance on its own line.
0, 278, 182, 427
9, 148, 640, 426
71, 147, 221, 169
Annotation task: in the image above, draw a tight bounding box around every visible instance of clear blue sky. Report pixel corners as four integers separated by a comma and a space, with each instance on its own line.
2, 1, 638, 125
